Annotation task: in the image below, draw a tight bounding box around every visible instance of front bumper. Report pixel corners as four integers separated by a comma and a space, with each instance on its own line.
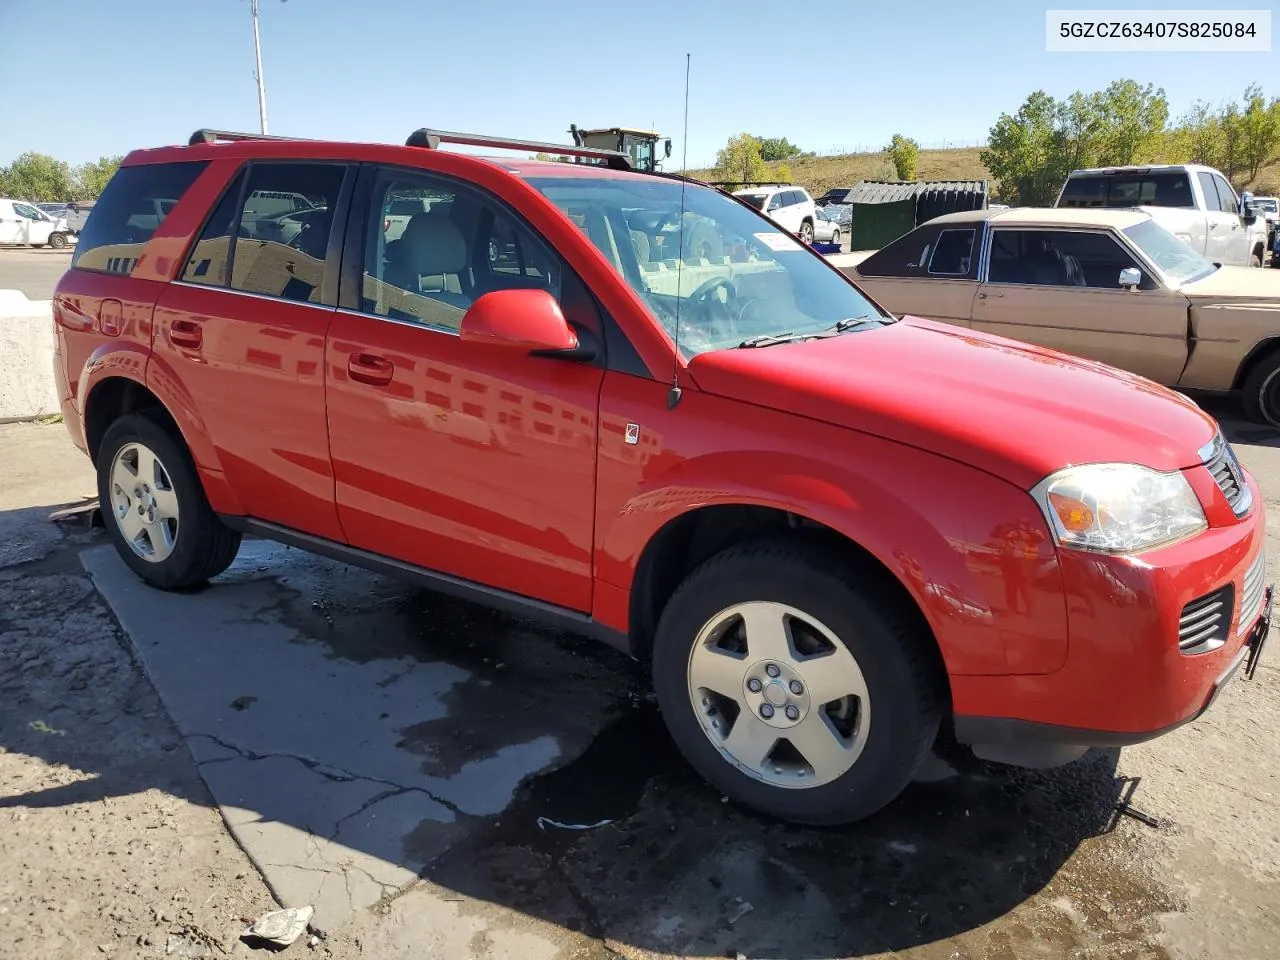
952, 468, 1270, 766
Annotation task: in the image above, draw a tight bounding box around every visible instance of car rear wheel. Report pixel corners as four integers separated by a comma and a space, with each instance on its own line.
651, 540, 943, 825
1252, 251, 1263, 268
97, 411, 242, 589
1242, 353, 1280, 427
831, 228, 841, 245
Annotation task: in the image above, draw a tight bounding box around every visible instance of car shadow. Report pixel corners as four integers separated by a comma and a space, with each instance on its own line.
0, 499, 1155, 957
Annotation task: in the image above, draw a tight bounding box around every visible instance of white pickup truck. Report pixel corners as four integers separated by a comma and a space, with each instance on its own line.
1056, 163, 1268, 268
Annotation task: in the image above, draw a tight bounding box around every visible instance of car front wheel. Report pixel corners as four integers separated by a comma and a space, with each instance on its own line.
799, 220, 814, 244
48, 232, 68, 249
98, 411, 242, 589
652, 540, 943, 825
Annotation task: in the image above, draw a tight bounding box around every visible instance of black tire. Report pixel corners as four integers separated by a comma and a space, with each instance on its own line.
831, 228, 841, 245
49, 232, 68, 250
651, 539, 944, 825
97, 410, 242, 589
799, 220, 814, 244
1242, 352, 1280, 426
1251, 250, 1263, 268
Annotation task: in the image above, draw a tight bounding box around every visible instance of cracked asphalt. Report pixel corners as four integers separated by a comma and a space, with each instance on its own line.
2, 402, 1280, 959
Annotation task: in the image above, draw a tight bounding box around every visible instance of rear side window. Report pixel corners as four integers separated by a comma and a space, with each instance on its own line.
856, 223, 946, 278
927, 228, 976, 276
71, 161, 209, 274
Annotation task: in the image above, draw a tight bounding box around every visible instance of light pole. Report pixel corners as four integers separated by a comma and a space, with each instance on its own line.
248, 0, 286, 134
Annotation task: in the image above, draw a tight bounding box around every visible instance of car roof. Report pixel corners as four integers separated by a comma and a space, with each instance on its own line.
1066, 164, 1216, 176
926, 207, 1151, 229
120, 137, 668, 185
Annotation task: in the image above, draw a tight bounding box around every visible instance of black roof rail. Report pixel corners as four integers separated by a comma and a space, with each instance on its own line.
187, 128, 311, 146
406, 128, 632, 171
706, 180, 793, 189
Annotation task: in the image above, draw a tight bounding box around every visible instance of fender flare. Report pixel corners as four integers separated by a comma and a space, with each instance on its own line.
80, 346, 245, 516
598, 449, 1034, 677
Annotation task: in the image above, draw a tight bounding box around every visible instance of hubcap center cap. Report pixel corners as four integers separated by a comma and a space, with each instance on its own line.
742, 659, 810, 729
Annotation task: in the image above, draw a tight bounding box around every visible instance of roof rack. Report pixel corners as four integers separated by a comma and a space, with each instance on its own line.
706, 180, 793, 189
406, 128, 632, 170
188, 128, 314, 146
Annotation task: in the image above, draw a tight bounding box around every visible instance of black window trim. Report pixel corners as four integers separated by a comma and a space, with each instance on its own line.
336, 160, 652, 377
169, 158, 355, 309
979, 225, 1160, 290
926, 227, 979, 278
71, 159, 212, 278
1211, 173, 1238, 216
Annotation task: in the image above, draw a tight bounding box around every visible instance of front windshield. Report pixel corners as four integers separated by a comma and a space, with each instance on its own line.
1122, 218, 1216, 285
525, 176, 886, 356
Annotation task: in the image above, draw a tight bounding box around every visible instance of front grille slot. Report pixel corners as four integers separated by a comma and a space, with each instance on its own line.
1203, 435, 1252, 517
1240, 549, 1267, 634
1179, 586, 1233, 654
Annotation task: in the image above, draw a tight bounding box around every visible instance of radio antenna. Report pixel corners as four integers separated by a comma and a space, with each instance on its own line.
668, 52, 691, 410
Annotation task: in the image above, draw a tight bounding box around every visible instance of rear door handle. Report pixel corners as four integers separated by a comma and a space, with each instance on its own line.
348, 353, 394, 386
170, 318, 202, 349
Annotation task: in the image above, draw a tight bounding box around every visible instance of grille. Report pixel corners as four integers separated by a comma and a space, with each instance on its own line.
1203, 434, 1252, 518
1240, 549, 1268, 635
1179, 586, 1233, 653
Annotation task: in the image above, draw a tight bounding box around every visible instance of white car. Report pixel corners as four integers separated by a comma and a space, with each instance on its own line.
0, 198, 74, 249
813, 205, 843, 245
732, 184, 818, 244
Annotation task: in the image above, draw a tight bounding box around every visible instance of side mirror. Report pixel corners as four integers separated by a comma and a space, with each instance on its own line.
458, 288, 583, 357
664, 139, 672, 158
1119, 267, 1142, 289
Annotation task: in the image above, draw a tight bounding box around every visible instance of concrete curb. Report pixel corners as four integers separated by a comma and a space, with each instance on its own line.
0, 289, 60, 422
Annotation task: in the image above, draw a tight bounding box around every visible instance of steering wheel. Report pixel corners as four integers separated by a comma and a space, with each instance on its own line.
686, 276, 740, 338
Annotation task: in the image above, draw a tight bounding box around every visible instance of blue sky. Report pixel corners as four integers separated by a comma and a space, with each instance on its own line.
1, 0, 1273, 169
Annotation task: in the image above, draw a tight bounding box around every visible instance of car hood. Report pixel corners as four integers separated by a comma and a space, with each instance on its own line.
686, 316, 1217, 490
1181, 265, 1280, 302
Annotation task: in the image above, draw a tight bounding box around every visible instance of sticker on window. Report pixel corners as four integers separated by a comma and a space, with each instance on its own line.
754, 231, 802, 252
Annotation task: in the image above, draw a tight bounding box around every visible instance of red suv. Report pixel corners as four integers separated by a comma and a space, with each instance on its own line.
53, 128, 1272, 825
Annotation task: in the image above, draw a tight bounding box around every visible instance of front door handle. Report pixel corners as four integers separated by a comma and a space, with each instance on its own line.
348, 353, 394, 386
170, 318, 202, 349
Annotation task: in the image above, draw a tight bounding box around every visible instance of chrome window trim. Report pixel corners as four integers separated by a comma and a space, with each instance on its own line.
170, 279, 335, 314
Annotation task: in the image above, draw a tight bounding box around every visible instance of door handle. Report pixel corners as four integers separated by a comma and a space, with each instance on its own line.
977, 292, 1003, 300
348, 352, 394, 386
169, 318, 202, 349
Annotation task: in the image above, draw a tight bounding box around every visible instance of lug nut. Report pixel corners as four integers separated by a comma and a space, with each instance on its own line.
785, 705, 800, 721
760, 704, 774, 719
765, 663, 780, 678
789, 680, 803, 695
747, 678, 762, 693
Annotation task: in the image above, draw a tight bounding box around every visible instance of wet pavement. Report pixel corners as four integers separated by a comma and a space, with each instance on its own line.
5, 399, 1280, 958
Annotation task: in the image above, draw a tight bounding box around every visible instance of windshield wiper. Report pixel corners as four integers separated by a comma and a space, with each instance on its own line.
828, 314, 889, 333
738, 332, 809, 348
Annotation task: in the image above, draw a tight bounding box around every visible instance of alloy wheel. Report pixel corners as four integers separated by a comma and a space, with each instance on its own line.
686, 601, 871, 788
109, 442, 181, 562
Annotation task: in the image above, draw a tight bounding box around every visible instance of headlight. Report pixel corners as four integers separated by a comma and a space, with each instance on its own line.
1030, 463, 1206, 555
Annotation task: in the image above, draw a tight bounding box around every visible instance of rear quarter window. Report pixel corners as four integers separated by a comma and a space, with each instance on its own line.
856, 223, 947, 278
71, 161, 209, 274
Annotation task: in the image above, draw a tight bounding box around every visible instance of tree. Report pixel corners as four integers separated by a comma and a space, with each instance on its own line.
758, 136, 802, 162
715, 133, 768, 182
1174, 99, 1222, 166
884, 134, 919, 180
74, 155, 123, 199
981, 91, 1073, 206
1095, 79, 1168, 165
0, 152, 75, 201
1239, 84, 1280, 181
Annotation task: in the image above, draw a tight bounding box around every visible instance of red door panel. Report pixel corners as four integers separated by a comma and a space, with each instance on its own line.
325, 310, 603, 611
152, 283, 343, 541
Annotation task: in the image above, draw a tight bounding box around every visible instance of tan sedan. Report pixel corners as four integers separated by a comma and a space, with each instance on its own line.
827, 207, 1280, 425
